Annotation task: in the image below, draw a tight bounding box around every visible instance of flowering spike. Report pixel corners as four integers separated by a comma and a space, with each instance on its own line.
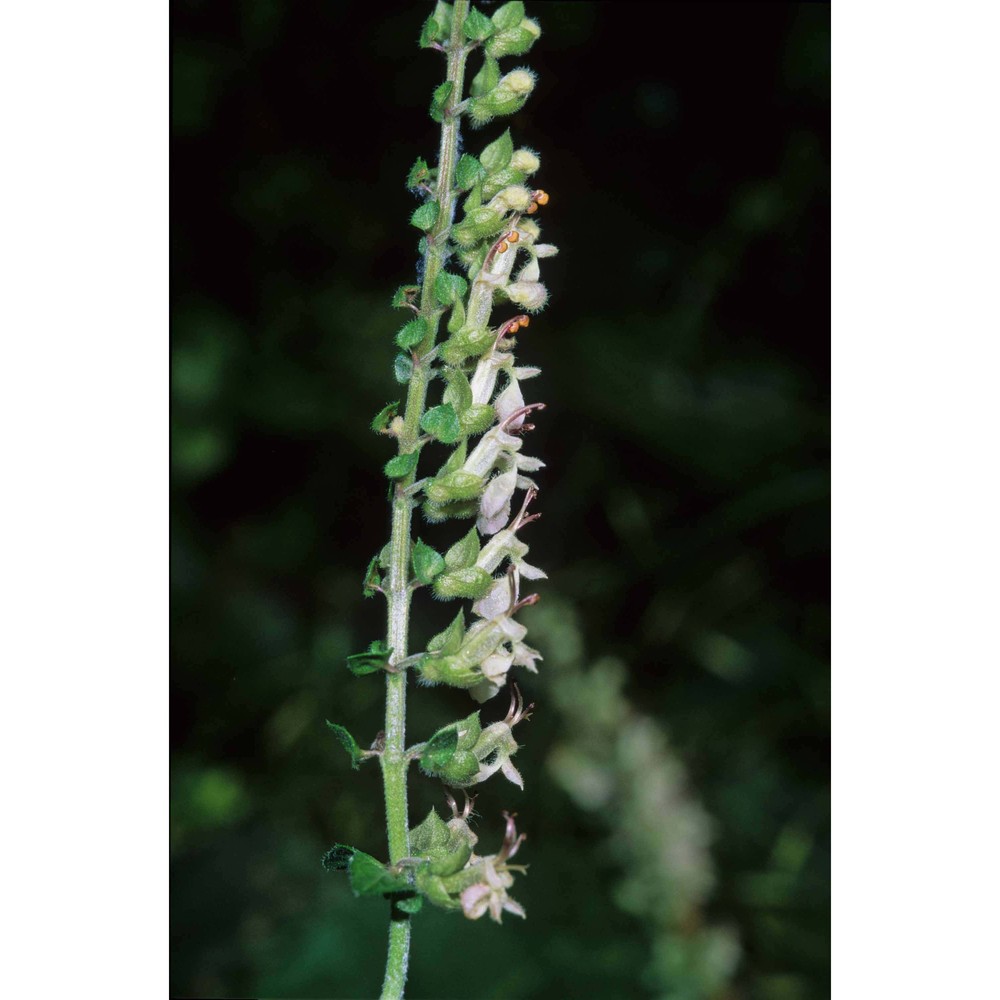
336, 4, 554, 972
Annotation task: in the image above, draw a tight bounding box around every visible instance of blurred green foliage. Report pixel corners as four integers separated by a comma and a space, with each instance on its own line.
171, 2, 829, 997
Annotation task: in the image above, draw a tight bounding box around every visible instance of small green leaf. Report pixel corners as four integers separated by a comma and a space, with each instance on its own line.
325, 721, 368, 770
455, 710, 483, 750
433, 566, 493, 601
463, 6, 495, 40
396, 316, 429, 350
445, 525, 481, 569
460, 403, 495, 437
410, 808, 451, 853
480, 128, 514, 174
420, 403, 461, 445
443, 368, 474, 414
321, 844, 355, 872
362, 554, 382, 598
412, 538, 446, 584
427, 608, 466, 655
434, 271, 468, 306
446, 296, 466, 334
423, 726, 459, 770
384, 450, 420, 479
454, 153, 484, 192
391, 284, 420, 308
462, 180, 483, 213
396, 895, 423, 914
406, 158, 430, 190
346, 640, 393, 676
437, 440, 467, 477
470, 54, 500, 99
349, 851, 411, 897
429, 80, 454, 123
419, 16, 442, 48
370, 401, 400, 433
410, 201, 440, 232
394, 353, 414, 384
420, 3, 453, 47
491, 0, 524, 31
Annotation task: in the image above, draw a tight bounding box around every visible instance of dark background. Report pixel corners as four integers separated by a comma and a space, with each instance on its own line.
171, 2, 830, 997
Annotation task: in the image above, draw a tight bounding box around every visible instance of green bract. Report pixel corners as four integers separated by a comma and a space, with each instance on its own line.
454, 153, 484, 191
411, 539, 446, 584
325, 721, 369, 769
429, 81, 454, 123
410, 201, 439, 231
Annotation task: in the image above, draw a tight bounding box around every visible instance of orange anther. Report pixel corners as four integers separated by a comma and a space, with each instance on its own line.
509, 321, 521, 333
535, 190, 549, 206
507, 230, 520, 244
526, 203, 538, 214
520, 315, 530, 327
497, 241, 509, 253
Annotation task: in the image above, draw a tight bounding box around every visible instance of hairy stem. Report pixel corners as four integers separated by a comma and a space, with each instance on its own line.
380, 3, 470, 997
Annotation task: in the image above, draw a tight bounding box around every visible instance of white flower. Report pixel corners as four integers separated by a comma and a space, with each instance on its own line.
460, 859, 525, 922
458, 812, 528, 922
506, 280, 548, 312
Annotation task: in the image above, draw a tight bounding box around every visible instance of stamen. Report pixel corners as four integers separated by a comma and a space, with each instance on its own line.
494, 314, 530, 347
511, 592, 540, 615
498, 811, 527, 862
509, 487, 541, 533
462, 791, 477, 820
499, 401, 546, 432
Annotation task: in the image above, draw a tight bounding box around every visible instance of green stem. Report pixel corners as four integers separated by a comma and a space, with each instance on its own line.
379, 4, 470, 998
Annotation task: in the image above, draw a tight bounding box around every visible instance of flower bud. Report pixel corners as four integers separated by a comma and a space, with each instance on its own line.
409, 806, 477, 877
503, 69, 535, 96
422, 497, 481, 524
510, 149, 540, 174
425, 469, 485, 505
468, 70, 537, 127
441, 325, 495, 365
453, 205, 507, 247
482, 166, 527, 202
433, 565, 494, 601
485, 19, 542, 60
489, 185, 534, 214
